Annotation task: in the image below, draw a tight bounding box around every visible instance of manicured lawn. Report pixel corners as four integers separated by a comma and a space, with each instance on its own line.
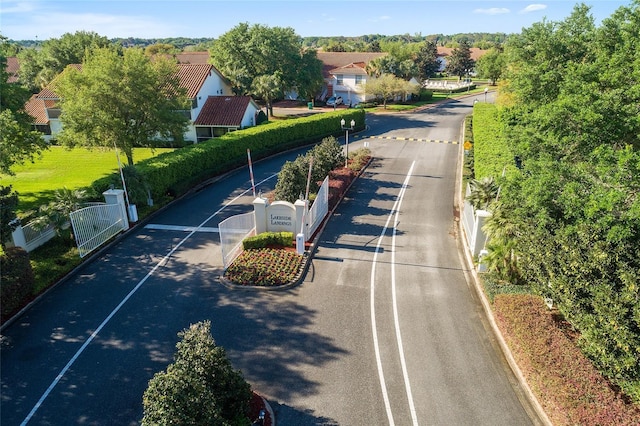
2, 146, 174, 215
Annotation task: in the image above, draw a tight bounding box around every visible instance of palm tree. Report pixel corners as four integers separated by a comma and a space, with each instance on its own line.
251, 73, 283, 118
33, 187, 87, 242
466, 176, 499, 210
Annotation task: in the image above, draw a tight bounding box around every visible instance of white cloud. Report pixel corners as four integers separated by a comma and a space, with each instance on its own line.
520, 4, 548, 14
0, 1, 36, 14
473, 8, 510, 16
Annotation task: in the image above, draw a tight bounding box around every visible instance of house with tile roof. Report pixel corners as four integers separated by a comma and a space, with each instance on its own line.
193, 96, 261, 142
316, 52, 387, 105
25, 61, 260, 143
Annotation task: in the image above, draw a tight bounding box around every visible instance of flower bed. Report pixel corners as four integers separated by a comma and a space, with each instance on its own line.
224, 248, 303, 287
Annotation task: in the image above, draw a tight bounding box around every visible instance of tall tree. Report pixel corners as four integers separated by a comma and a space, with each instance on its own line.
475, 47, 505, 85
415, 40, 440, 81
17, 31, 111, 91
0, 54, 47, 175
445, 39, 475, 80
209, 23, 323, 100
55, 47, 189, 166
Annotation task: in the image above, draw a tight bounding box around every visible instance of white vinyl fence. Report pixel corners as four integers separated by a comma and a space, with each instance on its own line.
70, 203, 126, 258
306, 176, 329, 239
219, 211, 256, 269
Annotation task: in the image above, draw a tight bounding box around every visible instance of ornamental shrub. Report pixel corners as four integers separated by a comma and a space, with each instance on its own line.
243, 232, 294, 250
0, 247, 35, 324
142, 321, 252, 425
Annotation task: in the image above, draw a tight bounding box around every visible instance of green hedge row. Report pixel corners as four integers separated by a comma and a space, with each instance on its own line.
1, 247, 35, 324
493, 294, 640, 425
472, 103, 516, 180
90, 110, 365, 202
242, 231, 294, 250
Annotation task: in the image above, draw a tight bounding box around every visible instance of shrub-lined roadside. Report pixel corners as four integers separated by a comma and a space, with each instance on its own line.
493, 294, 640, 425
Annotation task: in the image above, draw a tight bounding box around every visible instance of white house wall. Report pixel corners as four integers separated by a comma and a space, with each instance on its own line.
185, 72, 233, 142
331, 74, 374, 106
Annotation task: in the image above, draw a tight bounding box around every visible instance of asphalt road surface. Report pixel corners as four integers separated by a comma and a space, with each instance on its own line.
2, 94, 539, 425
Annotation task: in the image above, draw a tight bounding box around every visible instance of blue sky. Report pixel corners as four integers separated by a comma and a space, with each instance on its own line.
0, 0, 631, 41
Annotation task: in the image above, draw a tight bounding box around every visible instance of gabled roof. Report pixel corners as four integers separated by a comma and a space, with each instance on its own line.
176, 63, 214, 99
317, 52, 387, 79
328, 62, 368, 76
6, 57, 20, 83
36, 64, 82, 99
25, 95, 54, 125
194, 96, 257, 127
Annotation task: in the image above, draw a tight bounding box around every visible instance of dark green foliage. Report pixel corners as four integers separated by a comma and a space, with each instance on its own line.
274, 135, 346, 203
142, 321, 252, 425
242, 231, 293, 250
1, 247, 34, 323
90, 109, 364, 202
481, 1, 640, 401
0, 185, 19, 248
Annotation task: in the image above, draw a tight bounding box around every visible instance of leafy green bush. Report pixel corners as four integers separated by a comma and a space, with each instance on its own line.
1, 247, 35, 323
472, 103, 516, 180
493, 294, 640, 424
242, 231, 294, 250
274, 136, 346, 203
142, 321, 252, 425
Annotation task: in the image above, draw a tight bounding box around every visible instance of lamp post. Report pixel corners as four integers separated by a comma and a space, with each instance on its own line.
341, 118, 355, 168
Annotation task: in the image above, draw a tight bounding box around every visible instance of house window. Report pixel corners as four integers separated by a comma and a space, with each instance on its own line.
336, 74, 343, 85
355, 75, 363, 85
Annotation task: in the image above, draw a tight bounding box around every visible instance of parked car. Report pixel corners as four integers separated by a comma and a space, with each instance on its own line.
326, 96, 343, 106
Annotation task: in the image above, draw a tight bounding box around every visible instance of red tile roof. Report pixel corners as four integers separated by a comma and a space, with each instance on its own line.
175, 52, 210, 64
194, 96, 254, 127
175, 63, 214, 99
36, 64, 82, 99
6, 57, 19, 83
317, 52, 387, 79
329, 62, 368, 76
25, 95, 54, 124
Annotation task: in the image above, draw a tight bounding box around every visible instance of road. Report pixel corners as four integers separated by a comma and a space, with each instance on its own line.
1, 95, 538, 425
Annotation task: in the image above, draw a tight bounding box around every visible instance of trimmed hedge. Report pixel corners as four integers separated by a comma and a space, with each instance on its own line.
1, 247, 35, 324
493, 294, 640, 425
472, 103, 517, 180
90, 110, 365, 202
242, 232, 294, 250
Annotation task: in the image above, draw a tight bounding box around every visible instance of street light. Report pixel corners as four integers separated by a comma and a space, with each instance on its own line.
341, 118, 355, 168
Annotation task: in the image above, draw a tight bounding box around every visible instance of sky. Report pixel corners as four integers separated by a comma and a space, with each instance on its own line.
0, 0, 631, 41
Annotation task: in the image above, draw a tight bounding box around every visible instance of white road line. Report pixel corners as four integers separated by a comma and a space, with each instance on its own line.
144, 224, 219, 232
370, 161, 416, 426
391, 162, 419, 426
21, 173, 277, 425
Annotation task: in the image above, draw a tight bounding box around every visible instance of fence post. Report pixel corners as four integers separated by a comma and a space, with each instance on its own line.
253, 197, 268, 235
103, 189, 129, 231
